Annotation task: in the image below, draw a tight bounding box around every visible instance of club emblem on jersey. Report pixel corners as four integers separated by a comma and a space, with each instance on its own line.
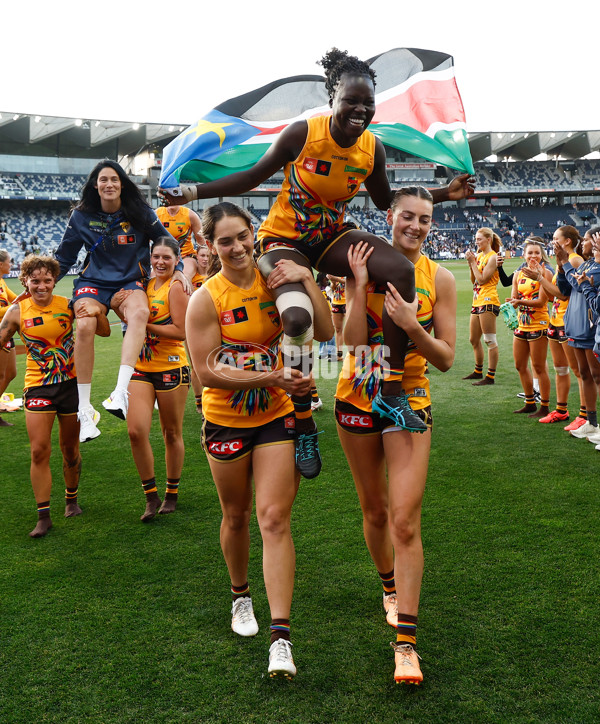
120, 221, 131, 233
303, 158, 331, 176
221, 306, 249, 325
347, 176, 358, 194
24, 316, 44, 328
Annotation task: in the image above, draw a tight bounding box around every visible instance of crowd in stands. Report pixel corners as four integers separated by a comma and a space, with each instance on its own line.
1, 162, 599, 269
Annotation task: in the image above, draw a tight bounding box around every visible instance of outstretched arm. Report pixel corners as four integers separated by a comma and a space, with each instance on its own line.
160, 122, 307, 204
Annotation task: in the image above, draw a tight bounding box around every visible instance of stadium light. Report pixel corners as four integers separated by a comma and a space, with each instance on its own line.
34, 116, 41, 123
75, 119, 83, 127
132, 123, 140, 131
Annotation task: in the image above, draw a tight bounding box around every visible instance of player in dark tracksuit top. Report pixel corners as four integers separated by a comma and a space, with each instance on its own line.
54, 160, 188, 444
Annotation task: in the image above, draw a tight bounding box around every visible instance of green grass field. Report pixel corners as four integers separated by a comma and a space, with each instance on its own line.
1, 262, 599, 723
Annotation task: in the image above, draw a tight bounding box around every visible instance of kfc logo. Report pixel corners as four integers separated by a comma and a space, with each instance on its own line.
208, 440, 243, 455
76, 286, 98, 296
339, 413, 373, 428
27, 398, 51, 408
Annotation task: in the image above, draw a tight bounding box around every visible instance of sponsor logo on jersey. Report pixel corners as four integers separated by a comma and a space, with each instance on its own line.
338, 412, 373, 428
332, 154, 348, 161
284, 417, 295, 429
242, 297, 257, 302
168, 355, 180, 363
162, 373, 178, 382
27, 397, 51, 408
117, 234, 136, 245
344, 164, 367, 175
208, 439, 243, 455
24, 316, 44, 328
411, 388, 427, 398
75, 287, 98, 296
303, 158, 331, 176
221, 306, 249, 325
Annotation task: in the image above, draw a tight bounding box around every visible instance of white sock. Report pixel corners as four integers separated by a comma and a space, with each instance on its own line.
116, 365, 135, 392
78, 383, 91, 410
533, 378, 540, 393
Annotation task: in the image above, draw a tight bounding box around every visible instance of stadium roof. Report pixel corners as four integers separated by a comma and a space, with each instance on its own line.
1, 112, 599, 164
0, 113, 182, 159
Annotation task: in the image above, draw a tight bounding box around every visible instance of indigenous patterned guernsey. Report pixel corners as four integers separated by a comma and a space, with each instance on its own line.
18, 296, 75, 389
201, 268, 294, 427
335, 255, 438, 413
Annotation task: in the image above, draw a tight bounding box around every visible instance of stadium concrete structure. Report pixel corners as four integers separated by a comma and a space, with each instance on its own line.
1, 112, 599, 270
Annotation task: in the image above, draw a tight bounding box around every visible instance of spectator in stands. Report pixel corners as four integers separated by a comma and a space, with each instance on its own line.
54, 160, 190, 444
464, 228, 501, 385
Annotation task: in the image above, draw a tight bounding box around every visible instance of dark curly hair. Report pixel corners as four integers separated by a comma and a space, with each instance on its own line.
19, 254, 60, 287
317, 48, 376, 100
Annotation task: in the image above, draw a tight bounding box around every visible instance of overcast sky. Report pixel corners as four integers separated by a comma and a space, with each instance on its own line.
3, 0, 598, 133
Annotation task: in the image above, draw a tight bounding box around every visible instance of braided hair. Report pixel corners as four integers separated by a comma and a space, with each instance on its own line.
317, 48, 376, 101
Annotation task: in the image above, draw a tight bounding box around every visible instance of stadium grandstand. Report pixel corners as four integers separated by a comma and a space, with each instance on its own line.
1, 112, 599, 273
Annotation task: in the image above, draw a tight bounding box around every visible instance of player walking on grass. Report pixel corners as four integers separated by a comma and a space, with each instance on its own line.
185, 202, 332, 679
125, 237, 190, 521
0, 256, 107, 537
334, 186, 456, 684
54, 160, 190, 444
161, 48, 473, 478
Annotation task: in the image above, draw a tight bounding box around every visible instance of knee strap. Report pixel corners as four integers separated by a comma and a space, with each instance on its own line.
554, 366, 570, 376
483, 333, 498, 349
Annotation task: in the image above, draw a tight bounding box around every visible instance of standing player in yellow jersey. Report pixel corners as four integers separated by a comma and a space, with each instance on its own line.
190, 245, 210, 413
334, 186, 456, 685
156, 204, 204, 282
0, 249, 18, 426
507, 239, 553, 418
185, 202, 332, 680
0, 256, 101, 537
464, 227, 501, 385
126, 238, 190, 521
161, 48, 474, 478
521, 237, 585, 425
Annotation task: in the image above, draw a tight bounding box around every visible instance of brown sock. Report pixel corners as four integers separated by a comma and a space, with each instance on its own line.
30, 501, 52, 538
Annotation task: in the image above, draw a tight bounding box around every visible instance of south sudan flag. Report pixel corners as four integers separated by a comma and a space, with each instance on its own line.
159, 47, 474, 190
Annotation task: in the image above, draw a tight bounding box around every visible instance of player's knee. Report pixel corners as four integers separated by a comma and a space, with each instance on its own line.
277, 291, 314, 341
554, 365, 569, 376
483, 333, 498, 349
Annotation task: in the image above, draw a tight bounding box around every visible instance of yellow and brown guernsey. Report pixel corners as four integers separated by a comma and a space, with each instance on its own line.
201, 268, 293, 427
18, 295, 75, 390
336, 255, 438, 412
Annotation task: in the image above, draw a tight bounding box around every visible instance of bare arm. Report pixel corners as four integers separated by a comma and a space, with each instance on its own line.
384, 267, 456, 372
468, 253, 498, 285
0, 304, 20, 348
161, 122, 307, 204
145, 281, 189, 340
186, 287, 311, 395
189, 209, 205, 247
342, 242, 373, 350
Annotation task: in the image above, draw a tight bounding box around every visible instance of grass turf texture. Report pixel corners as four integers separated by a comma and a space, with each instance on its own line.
1, 263, 598, 723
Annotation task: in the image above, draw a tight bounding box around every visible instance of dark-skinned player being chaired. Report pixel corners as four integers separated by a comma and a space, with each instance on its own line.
160, 48, 474, 478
